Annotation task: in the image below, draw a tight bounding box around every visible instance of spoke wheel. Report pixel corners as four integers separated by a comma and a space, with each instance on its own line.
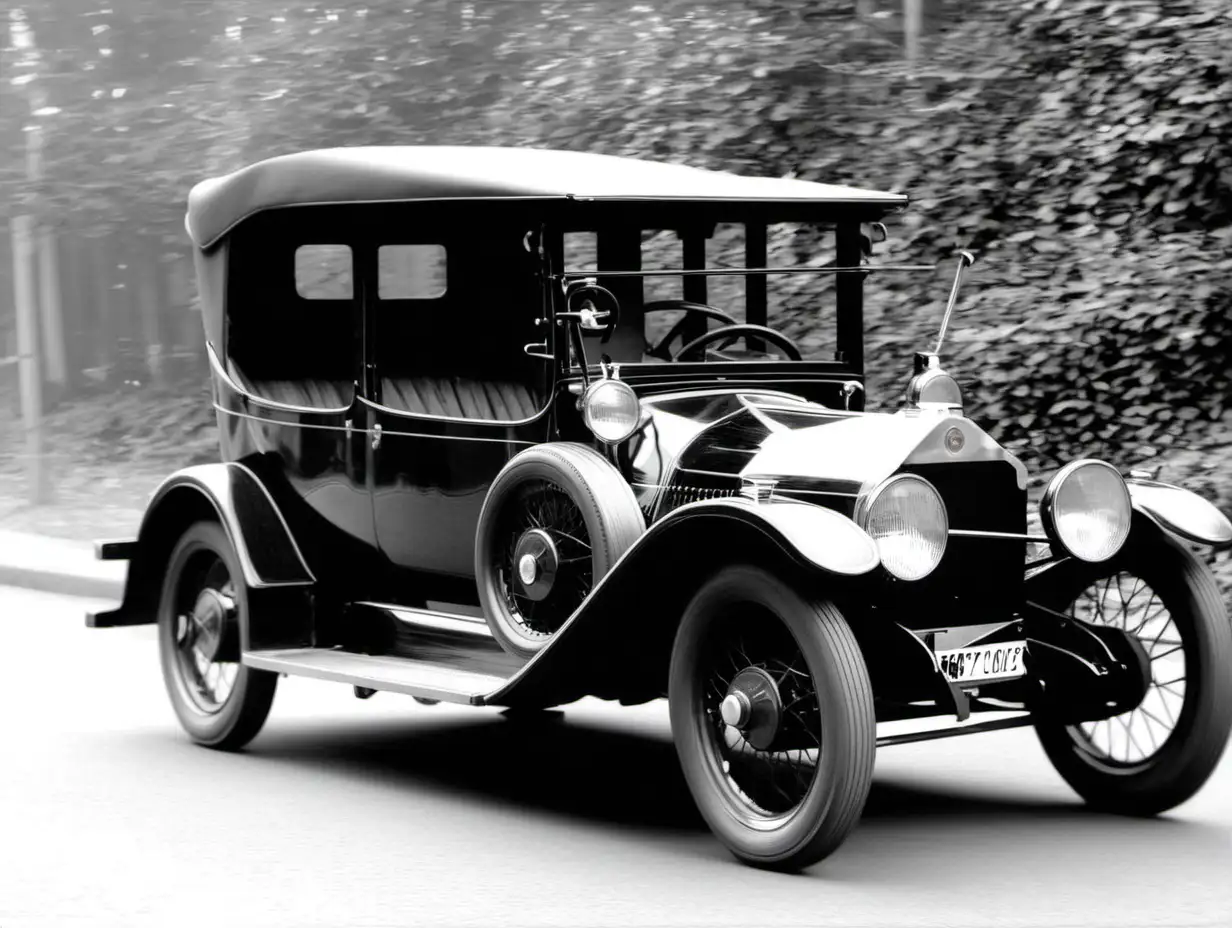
1033, 528, 1232, 814
476, 444, 644, 660
496, 479, 594, 639
670, 565, 874, 871
700, 611, 822, 820
1067, 572, 1186, 768
158, 521, 277, 750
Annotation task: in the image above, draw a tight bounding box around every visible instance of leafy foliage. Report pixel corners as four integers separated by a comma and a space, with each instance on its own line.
2, 0, 1229, 478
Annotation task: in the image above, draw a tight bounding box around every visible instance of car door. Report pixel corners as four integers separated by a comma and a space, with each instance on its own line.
363, 237, 553, 586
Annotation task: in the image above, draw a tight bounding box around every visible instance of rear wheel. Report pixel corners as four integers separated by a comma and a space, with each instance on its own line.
1034, 530, 1232, 814
669, 565, 875, 870
158, 521, 277, 750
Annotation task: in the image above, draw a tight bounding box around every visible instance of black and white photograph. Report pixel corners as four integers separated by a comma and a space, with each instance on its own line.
2, 2, 1231, 926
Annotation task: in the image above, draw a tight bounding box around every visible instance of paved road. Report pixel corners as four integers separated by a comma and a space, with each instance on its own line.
2, 585, 1230, 928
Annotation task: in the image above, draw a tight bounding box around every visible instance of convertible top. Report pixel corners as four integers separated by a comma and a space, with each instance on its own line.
185, 146, 908, 249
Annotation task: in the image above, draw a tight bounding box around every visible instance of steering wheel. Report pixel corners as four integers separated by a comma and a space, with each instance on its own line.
674, 324, 804, 362
643, 300, 739, 361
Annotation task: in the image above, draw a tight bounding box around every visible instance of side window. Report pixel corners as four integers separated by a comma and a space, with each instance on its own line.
379, 244, 447, 299
295, 244, 353, 299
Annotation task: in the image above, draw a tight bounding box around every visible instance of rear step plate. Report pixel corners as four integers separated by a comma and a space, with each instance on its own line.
243, 649, 511, 705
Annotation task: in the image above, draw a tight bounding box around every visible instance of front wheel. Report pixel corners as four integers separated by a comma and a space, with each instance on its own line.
669, 565, 875, 871
1034, 529, 1232, 814
158, 521, 277, 750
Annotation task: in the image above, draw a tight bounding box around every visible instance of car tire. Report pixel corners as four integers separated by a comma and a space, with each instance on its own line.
476, 443, 644, 660
158, 520, 277, 750
669, 565, 875, 871
1033, 528, 1232, 815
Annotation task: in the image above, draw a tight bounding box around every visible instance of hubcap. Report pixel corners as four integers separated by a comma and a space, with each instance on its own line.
512, 528, 558, 602
171, 552, 241, 715
721, 666, 782, 750
189, 588, 235, 662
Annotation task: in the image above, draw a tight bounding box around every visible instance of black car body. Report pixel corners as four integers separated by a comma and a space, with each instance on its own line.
90, 147, 1232, 870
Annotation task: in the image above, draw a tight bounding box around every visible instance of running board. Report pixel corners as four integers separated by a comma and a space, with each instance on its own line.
243, 648, 510, 706
243, 604, 522, 706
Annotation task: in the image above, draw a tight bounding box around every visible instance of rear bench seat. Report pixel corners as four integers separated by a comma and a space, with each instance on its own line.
381, 376, 541, 421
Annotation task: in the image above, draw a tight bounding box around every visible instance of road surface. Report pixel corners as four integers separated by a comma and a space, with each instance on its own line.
2, 585, 1230, 927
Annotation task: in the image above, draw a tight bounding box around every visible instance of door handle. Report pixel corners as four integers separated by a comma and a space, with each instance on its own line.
371, 423, 382, 451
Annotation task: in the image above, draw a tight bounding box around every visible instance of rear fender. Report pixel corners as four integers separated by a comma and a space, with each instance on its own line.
1126, 477, 1232, 549
483, 498, 879, 708
88, 463, 314, 649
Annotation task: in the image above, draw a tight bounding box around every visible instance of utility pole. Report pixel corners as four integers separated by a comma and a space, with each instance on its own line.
8, 7, 53, 503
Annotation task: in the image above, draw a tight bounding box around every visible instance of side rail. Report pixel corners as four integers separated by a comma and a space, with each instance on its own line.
88, 463, 315, 650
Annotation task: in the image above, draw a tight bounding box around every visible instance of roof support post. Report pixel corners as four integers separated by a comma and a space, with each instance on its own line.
835, 222, 864, 378
681, 228, 708, 344
597, 224, 643, 361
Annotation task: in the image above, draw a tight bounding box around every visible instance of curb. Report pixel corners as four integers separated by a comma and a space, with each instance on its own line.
0, 530, 126, 601
0, 562, 124, 600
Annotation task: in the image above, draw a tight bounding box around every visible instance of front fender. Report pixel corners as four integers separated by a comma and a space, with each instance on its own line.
483, 497, 879, 709
88, 462, 313, 630
1126, 477, 1232, 549
666, 497, 881, 576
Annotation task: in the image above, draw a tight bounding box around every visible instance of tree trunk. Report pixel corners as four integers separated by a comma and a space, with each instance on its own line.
37, 227, 66, 395
11, 214, 52, 504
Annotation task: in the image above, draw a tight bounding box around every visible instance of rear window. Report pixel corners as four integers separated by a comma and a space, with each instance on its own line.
294, 244, 353, 299
379, 244, 447, 299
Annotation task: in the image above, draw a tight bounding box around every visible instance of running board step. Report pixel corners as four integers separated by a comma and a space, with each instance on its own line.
243, 648, 511, 706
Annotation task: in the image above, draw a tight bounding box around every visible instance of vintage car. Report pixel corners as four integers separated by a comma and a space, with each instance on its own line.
90, 147, 1232, 871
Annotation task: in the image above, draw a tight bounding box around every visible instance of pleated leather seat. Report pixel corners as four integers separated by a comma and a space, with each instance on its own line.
381, 376, 541, 421
246, 379, 354, 408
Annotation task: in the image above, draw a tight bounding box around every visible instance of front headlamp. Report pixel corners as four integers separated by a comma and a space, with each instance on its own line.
1040, 459, 1132, 562
857, 474, 949, 581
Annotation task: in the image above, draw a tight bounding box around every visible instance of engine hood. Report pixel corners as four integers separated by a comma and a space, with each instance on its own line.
629, 389, 1027, 521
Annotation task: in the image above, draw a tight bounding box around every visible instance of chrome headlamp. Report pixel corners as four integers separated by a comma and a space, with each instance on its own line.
1040, 459, 1132, 562
906, 353, 963, 413
857, 474, 949, 581
581, 378, 640, 444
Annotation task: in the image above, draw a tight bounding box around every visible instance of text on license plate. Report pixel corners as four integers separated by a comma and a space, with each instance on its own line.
935, 640, 1027, 684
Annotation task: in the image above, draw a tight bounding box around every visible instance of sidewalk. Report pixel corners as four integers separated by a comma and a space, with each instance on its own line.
0, 529, 126, 600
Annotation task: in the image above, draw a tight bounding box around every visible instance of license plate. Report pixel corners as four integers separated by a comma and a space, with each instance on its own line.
935, 640, 1027, 685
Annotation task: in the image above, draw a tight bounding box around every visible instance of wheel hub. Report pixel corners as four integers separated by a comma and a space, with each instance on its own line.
721, 666, 782, 750
513, 528, 558, 602
189, 588, 236, 662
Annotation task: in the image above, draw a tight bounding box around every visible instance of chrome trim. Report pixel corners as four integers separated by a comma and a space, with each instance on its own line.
356, 393, 552, 429
214, 406, 537, 445
356, 602, 493, 638
949, 529, 1049, 542
208, 344, 354, 416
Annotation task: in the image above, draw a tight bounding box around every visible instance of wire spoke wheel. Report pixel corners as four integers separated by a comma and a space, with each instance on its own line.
170, 553, 241, 714
669, 565, 874, 871
700, 610, 822, 820
1068, 572, 1185, 767
157, 521, 277, 750
1032, 529, 1232, 815
495, 479, 593, 639
476, 444, 645, 660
